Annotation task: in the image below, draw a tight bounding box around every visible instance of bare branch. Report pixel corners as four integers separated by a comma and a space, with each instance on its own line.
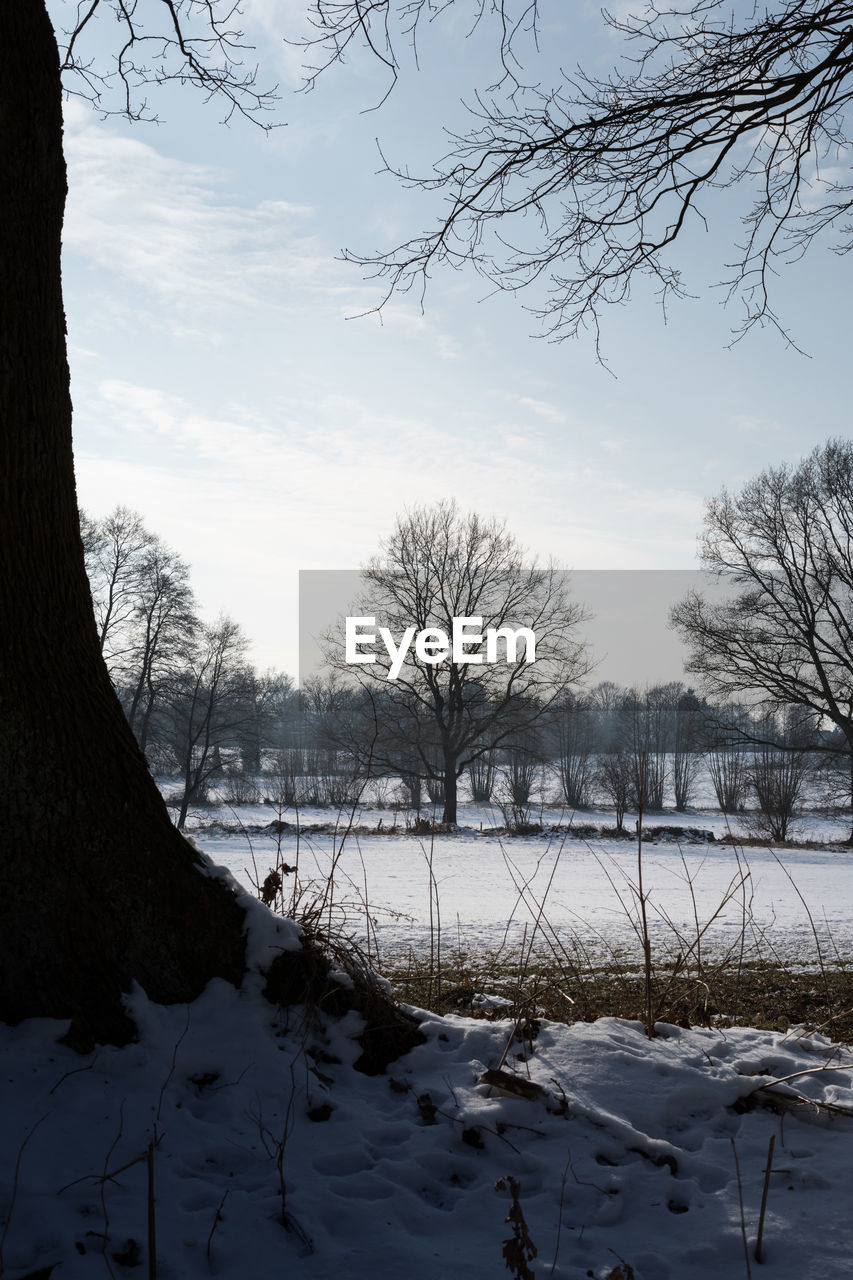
56, 0, 280, 125
295, 0, 853, 342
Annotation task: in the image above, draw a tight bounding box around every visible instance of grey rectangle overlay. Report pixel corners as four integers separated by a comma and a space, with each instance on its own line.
299, 569, 732, 690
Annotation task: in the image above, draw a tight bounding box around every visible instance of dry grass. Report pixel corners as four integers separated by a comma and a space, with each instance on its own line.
383, 944, 853, 1043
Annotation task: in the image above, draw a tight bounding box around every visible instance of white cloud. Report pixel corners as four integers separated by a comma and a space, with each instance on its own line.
360, 303, 464, 361
76, 377, 704, 676
515, 395, 567, 425
241, 0, 323, 87
730, 413, 782, 435
62, 103, 358, 335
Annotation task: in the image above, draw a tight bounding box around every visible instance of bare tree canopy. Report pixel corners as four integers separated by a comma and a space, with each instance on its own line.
298, 0, 853, 344
323, 499, 589, 822
54, 0, 279, 123
671, 437, 853, 829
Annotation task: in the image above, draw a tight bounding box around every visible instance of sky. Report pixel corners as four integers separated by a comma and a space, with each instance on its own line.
50, 0, 853, 679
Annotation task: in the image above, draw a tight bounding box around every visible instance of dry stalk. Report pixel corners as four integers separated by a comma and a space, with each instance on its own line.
0, 1112, 49, 1275
754, 1133, 775, 1263
730, 1138, 753, 1280
146, 1141, 156, 1280
206, 1189, 230, 1263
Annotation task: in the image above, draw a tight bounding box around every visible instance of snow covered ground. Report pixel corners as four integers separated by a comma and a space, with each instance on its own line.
4, 798, 853, 1278
3, 899, 853, 1279
184, 812, 853, 968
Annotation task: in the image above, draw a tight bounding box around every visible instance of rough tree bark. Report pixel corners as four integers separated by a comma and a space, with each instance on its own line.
0, 3, 247, 1048
0, 1, 423, 1070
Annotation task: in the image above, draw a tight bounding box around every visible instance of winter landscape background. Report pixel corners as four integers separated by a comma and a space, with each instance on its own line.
4, 3, 853, 1278
4, 770, 853, 1279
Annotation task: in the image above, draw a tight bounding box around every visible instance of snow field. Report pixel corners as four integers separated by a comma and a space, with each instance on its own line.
189, 825, 853, 968
5, 810, 853, 1278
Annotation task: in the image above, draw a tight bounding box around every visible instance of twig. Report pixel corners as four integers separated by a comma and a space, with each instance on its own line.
48, 1055, 99, 1095
746, 1061, 853, 1094
157, 1005, 191, 1121
101, 1099, 125, 1280
147, 1141, 156, 1280
636, 755, 654, 1039
754, 1133, 775, 1263
730, 1138, 753, 1280
549, 1160, 570, 1275
0, 1112, 49, 1274
206, 1189, 230, 1262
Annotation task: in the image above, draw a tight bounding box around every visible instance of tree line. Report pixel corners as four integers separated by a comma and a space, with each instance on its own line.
82, 504, 844, 842
81, 506, 299, 828
306, 675, 835, 838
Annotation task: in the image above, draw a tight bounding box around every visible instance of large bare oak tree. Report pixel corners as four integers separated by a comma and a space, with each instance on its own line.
0, 2, 284, 1047
0, 2, 421, 1056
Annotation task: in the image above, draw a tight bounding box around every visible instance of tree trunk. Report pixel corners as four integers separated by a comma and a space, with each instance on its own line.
0, 3, 247, 1048
441, 757, 457, 824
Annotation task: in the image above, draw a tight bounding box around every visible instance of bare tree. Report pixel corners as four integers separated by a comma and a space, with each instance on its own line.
622, 685, 672, 811
0, 2, 280, 1039
672, 686, 703, 812
497, 723, 544, 829
552, 691, 595, 809
123, 539, 198, 754
747, 710, 815, 841
588, 681, 625, 752
236, 669, 295, 775
704, 704, 754, 814
597, 748, 632, 832
324, 500, 589, 823
672, 438, 853, 840
468, 741, 497, 802
164, 616, 255, 829
300, 0, 853, 346
85, 506, 154, 670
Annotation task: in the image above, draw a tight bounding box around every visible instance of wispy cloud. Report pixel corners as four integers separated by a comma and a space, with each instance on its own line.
242, 0, 323, 87
76, 373, 704, 671
63, 103, 357, 334
353, 302, 464, 361
515, 395, 567, 425
730, 413, 782, 434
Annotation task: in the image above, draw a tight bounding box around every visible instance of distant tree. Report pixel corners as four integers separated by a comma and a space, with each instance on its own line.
672, 439, 853, 841
672, 686, 703, 812
85, 506, 154, 670
325, 500, 589, 823
552, 691, 595, 809
497, 721, 545, 827
468, 749, 497, 803
597, 748, 632, 832
123, 539, 198, 755
163, 617, 255, 829
236, 670, 296, 775
588, 682, 625, 752
703, 704, 754, 814
622, 685, 674, 811
747, 709, 815, 841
